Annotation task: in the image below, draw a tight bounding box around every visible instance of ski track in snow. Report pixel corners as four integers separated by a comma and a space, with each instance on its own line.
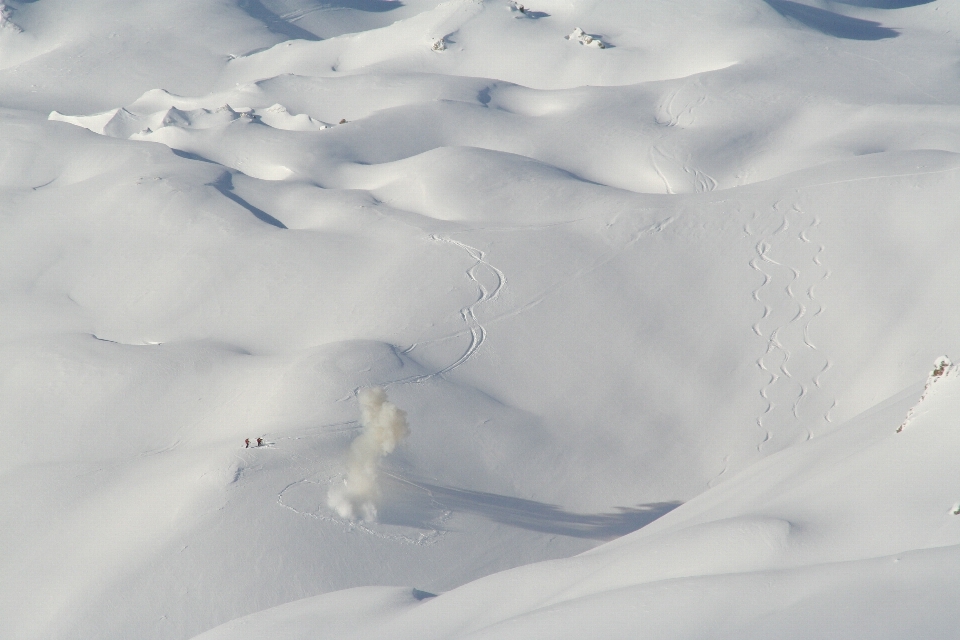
238, 421, 445, 546
652, 81, 716, 194
423, 235, 506, 378
390, 234, 506, 387
294, 215, 673, 535
489, 215, 677, 326
748, 202, 833, 452
277, 477, 447, 546
658, 80, 706, 129
286, 213, 672, 532
279, 6, 323, 23
650, 143, 716, 195
269, 427, 452, 546
650, 146, 675, 195
270, 235, 505, 539
689, 162, 717, 193
255, 237, 505, 538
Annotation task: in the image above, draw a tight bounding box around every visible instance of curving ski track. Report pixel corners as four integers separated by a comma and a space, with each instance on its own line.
277, 477, 447, 546
388, 235, 506, 387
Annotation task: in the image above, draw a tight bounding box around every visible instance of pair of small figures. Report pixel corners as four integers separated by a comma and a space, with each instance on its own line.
244, 437, 265, 448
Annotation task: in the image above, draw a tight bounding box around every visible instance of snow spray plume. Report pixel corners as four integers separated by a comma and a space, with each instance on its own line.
327, 387, 410, 521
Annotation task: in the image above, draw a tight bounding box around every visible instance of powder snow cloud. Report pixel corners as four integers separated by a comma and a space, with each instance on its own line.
327, 387, 410, 521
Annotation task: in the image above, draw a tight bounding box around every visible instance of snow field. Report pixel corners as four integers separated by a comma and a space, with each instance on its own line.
3, 0, 960, 637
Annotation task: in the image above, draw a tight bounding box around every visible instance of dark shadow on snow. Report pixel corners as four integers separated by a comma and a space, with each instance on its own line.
316, 0, 405, 11
764, 0, 899, 39
172, 148, 218, 164
209, 171, 288, 229
832, 0, 934, 8
378, 474, 682, 540
237, 0, 322, 41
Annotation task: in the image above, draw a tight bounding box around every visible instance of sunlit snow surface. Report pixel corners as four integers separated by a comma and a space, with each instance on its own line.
2, 0, 960, 638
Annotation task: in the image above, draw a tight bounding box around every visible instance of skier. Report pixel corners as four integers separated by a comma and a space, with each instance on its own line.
244, 438, 250, 448
257, 437, 264, 447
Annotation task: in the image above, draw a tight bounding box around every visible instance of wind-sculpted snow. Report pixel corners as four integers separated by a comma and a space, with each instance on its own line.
6, 0, 960, 638
50, 102, 327, 138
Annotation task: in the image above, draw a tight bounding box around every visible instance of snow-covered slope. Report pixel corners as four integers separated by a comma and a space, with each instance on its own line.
193, 363, 960, 638
3, 0, 960, 638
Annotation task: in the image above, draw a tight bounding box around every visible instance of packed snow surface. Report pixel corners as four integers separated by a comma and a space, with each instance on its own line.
2, 0, 960, 638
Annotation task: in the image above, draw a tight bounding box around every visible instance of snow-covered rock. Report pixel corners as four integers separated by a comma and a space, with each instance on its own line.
897, 356, 954, 432
566, 27, 605, 49
0, 2, 22, 33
